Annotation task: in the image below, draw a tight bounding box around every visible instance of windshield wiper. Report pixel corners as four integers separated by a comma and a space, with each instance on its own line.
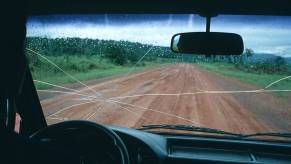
137, 124, 244, 137
243, 132, 291, 139
138, 124, 291, 140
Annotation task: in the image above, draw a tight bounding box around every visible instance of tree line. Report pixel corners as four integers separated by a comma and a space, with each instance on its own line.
26, 37, 290, 75
26, 37, 178, 66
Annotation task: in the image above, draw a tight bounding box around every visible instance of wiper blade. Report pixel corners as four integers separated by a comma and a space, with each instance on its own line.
243, 132, 291, 139
137, 124, 244, 137
138, 124, 291, 140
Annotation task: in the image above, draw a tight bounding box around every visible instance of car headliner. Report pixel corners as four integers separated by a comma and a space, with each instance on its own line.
26, 0, 291, 16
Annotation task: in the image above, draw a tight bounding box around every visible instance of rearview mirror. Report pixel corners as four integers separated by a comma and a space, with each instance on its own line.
171, 32, 244, 55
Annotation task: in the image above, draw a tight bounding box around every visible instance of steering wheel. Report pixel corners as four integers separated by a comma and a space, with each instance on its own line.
30, 120, 130, 164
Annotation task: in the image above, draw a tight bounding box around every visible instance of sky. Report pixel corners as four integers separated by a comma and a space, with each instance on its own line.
26, 14, 291, 57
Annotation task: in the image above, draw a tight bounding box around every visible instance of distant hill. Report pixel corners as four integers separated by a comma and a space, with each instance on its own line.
249, 53, 291, 64
285, 57, 291, 64
250, 53, 277, 61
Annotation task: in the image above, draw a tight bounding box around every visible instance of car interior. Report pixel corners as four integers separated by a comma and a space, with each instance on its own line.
1, 0, 291, 164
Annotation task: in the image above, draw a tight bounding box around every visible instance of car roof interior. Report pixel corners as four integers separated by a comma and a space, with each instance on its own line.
26, 0, 291, 15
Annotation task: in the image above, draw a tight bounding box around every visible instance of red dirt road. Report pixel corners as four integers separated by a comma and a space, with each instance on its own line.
40, 64, 291, 134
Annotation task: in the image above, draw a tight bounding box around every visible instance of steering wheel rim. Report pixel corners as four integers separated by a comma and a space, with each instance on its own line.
30, 120, 130, 164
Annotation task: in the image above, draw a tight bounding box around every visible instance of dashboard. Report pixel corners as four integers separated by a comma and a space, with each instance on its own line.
108, 125, 291, 164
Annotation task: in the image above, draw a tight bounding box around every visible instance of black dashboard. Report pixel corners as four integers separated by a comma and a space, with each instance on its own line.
108, 125, 291, 164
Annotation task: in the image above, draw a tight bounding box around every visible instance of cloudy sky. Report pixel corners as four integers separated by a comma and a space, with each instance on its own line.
27, 14, 291, 57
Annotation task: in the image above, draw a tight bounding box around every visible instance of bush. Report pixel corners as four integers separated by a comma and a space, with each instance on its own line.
104, 44, 143, 65
235, 57, 290, 75
104, 44, 127, 65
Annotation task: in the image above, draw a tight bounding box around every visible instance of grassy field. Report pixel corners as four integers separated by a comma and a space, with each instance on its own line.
30, 55, 172, 89
197, 62, 291, 99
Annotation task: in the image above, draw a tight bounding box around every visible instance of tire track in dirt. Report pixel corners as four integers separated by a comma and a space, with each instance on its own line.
40, 64, 291, 134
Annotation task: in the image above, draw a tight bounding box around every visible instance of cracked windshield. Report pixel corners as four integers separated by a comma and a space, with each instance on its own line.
26, 14, 291, 140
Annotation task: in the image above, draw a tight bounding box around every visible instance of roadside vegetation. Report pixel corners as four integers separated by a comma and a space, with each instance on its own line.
195, 50, 291, 99
25, 37, 179, 89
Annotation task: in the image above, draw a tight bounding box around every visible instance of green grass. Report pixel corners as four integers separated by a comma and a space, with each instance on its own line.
30, 55, 171, 89
197, 62, 291, 99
